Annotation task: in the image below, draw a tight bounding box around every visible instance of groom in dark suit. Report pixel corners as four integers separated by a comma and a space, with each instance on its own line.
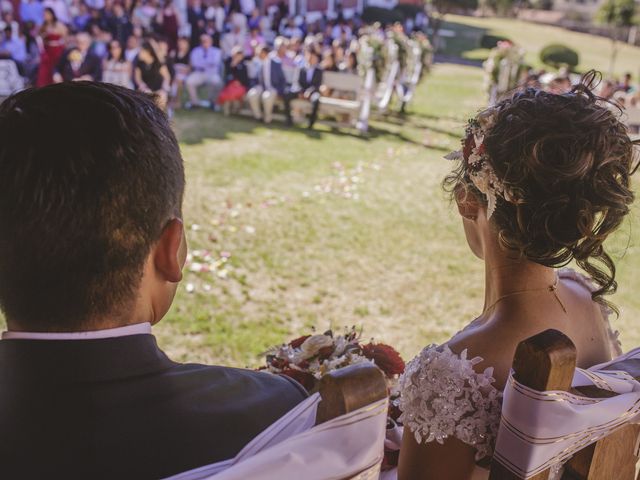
0, 83, 307, 479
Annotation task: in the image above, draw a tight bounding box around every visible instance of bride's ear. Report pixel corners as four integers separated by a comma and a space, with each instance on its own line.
454, 184, 481, 222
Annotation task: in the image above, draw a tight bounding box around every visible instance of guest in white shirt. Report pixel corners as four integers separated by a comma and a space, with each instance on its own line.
185, 32, 222, 107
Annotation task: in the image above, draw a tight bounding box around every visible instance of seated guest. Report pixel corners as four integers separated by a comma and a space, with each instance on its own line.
170, 36, 191, 108
220, 22, 245, 59
102, 39, 132, 88
106, 2, 132, 47
246, 44, 287, 124
185, 32, 222, 108
53, 32, 102, 82
124, 33, 140, 63
134, 40, 171, 109
0, 25, 26, 72
19, 0, 45, 27
0, 82, 307, 479
217, 45, 249, 115
286, 47, 322, 129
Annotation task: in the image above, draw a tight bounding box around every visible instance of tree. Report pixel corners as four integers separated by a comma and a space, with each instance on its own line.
596, 0, 637, 75
428, 0, 479, 51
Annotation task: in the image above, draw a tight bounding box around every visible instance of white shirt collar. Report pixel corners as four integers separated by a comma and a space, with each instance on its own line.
1, 322, 152, 341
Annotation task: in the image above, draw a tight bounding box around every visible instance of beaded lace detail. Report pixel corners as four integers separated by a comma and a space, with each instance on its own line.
398, 345, 502, 461
398, 268, 622, 466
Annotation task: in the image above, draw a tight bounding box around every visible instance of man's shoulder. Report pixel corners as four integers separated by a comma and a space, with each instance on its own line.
166, 362, 308, 402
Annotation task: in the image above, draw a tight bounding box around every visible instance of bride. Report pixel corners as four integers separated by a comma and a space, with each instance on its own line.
397, 81, 638, 480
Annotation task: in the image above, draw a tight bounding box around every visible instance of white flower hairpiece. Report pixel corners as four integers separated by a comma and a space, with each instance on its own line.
445, 108, 517, 219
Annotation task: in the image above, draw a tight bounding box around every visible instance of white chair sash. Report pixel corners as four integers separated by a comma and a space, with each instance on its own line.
494, 347, 640, 479
164, 393, 388, 480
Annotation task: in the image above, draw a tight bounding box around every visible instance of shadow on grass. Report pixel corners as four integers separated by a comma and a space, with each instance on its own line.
438, 19, 486, 57
175, 108, 454, 150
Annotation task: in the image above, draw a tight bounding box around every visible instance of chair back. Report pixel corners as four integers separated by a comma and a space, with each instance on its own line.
316, 362, 388, 425
488, 329, 640, 480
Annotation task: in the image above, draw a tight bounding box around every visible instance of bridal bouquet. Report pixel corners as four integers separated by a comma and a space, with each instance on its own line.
261, 327, 405, 469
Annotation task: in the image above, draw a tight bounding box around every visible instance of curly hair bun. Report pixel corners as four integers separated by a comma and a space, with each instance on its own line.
449, 76, 639, 310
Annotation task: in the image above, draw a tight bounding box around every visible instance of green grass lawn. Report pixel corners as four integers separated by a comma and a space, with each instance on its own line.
155, 49, 640, 367
440, 14, 640, 76
2, 18, 639, 369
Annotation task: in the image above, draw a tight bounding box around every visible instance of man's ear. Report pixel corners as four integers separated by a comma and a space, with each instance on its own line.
455, 184, 481, 221
153, 218, 185, 283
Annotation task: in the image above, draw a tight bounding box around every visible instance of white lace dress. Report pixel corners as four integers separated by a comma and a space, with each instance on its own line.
397, 269, 621, 479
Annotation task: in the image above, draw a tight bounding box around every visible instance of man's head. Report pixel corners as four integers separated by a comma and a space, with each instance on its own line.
200, 33, 212, 49
76, 32, 92, 53
0, 82, 186, 332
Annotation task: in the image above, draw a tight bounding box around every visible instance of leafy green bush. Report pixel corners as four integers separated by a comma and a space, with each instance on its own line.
480, 34, 511, 49
539, 44, 579, 70
362, 6, 404, 25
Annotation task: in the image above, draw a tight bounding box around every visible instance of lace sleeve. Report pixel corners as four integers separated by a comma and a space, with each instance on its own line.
398, 345, 502, 461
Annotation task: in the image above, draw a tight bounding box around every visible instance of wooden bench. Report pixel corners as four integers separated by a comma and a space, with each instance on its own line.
316, 362, 388, 480
489, 329, 640, 480
291, 69, 375, 133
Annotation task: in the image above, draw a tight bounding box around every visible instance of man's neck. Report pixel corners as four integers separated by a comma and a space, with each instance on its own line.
2, 321, 152, 340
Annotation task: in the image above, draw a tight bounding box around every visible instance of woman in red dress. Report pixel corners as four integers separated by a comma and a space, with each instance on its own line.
36, 8, 68, 87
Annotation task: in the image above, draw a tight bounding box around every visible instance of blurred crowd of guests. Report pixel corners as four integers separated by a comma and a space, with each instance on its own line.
0, 0, 422, 125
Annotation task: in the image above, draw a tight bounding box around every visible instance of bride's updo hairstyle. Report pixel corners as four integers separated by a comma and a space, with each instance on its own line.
445, 73, 639, 310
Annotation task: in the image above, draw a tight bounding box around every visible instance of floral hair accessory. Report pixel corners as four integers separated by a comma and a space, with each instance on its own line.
445, 108, 517, 219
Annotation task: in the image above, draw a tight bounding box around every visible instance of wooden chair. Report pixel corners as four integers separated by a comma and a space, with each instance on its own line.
316, 362, 389, 480
488, 329, 640, 480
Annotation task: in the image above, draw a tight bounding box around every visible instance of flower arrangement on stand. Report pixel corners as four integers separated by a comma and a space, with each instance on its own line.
260, 327, 405, 470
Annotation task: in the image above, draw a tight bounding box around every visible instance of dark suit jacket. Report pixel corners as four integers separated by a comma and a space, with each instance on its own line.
56, 49, 102, 82
258, 57, 287, 96
0, 334, 307, 479
295, 66, 323, 94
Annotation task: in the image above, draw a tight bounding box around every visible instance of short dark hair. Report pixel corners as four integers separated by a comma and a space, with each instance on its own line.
0, 82, 185, 330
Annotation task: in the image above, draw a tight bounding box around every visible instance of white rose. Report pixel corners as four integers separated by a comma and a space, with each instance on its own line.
299, 334, 335, 359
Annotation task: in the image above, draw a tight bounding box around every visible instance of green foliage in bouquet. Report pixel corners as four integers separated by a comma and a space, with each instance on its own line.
540, 44, 580, 70
390, 30, 410, 72
412, 31, 434, 76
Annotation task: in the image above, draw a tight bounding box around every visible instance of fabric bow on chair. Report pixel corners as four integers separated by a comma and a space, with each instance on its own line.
493, 345, 640, 479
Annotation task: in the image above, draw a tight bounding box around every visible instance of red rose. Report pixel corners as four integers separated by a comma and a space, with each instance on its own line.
477, 143, 486, 155
269, 357, 289, 370
462, 134, 475, 162
318, 345, 335, 360
281, 368, 317, 392
361, 343, 405, 376
289, 335, 310, 349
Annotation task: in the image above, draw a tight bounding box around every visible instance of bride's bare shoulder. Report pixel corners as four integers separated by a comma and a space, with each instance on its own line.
445, 324, 521, 389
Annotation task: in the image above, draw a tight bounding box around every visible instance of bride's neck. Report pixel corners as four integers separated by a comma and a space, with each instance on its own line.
483, 251, 556, 313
